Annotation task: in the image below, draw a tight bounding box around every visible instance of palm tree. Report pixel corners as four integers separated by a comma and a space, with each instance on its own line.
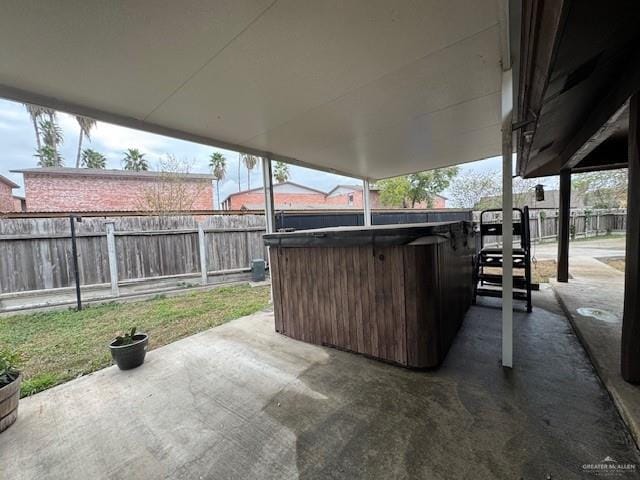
35, 145, 63, 167
242, 154, 259, 189
36, 118, 64, 166
24, 104, 57, 151
24, 104, 44, 152
75, 116, 97, 168
273, 161, 290, 183
81, 149, 107, 169
209, 152, 227, 209
122, 148, 148, 171
39, 119, 63, 148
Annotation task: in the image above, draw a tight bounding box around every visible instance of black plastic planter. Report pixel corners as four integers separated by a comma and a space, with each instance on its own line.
109, 334, 148, 370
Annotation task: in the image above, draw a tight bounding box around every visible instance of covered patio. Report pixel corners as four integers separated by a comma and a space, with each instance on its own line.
2, 0, 640, 478
1, 290, 638, 479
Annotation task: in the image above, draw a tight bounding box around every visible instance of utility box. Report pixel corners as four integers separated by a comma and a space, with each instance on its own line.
251, 259, 266, 282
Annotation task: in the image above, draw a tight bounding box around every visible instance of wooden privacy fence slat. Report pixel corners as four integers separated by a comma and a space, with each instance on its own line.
0, 226, 266, 241
0, 215, 267, 295
475, 209, 626, 246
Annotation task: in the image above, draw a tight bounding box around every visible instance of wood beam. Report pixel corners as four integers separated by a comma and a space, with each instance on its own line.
561, 46, 640, 172
557, 169, 571, 283
515, 0, 568, 177
571, 135, 628, 173
622, 93, 640, 383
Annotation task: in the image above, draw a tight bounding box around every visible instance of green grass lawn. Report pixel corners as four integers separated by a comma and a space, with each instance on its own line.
0, 284, 270, 397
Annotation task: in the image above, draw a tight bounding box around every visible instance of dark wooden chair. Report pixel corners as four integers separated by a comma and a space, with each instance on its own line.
473, 206, 533, 312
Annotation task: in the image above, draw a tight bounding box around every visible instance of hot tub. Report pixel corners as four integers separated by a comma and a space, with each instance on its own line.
263, 221, 474, 368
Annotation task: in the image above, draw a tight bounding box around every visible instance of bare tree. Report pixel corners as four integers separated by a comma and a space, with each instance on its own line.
448, 169, 501, 209
137, 156, 207, 220
572, 169, 627, 208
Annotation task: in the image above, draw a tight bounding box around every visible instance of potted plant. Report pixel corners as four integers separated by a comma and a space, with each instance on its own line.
0, 348, 22, 433
109, 327, 148, 370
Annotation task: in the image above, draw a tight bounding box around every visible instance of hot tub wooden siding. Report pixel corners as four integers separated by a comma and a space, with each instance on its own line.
265, 222, 474, 368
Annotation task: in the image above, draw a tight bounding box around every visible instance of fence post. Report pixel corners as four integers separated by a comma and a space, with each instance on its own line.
105, 222, 119, 297
537, 211, 543, 241
198, 224, 208, 286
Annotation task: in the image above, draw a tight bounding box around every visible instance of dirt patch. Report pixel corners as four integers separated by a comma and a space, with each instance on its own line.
532, 259, 559, 284
600, 257, 625, 272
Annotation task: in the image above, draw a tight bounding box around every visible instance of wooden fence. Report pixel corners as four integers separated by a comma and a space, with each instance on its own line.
475, 209, 627, 246
0, 209, 627, 296
0, 215, 267, 295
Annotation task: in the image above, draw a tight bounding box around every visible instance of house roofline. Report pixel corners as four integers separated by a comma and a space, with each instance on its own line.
222, 181, 328, 205
0, 174, 19, 188
11, 167, 216, 180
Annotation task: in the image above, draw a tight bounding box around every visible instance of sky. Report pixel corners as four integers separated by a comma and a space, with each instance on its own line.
0, 98, 503, 206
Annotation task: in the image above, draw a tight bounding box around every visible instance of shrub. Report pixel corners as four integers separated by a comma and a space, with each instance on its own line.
0, 348, 20, 388
113, 327, 139, 346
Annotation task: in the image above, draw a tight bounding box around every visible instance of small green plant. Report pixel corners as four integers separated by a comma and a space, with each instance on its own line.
0, 348, 20, 387
114, 327, 138, 346
569, 223, 576, 240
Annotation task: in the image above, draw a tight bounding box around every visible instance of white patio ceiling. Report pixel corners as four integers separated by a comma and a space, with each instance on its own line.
0, 0, 507, 180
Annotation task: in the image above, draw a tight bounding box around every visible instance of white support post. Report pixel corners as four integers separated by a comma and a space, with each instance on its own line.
262, 156, 275, 303
262, 156, 275, 234
363, 179, 372, 227
105, 222, 119, 297
537, 211, 543, 241
501, 68, 514, 368
198, 223, 208, 286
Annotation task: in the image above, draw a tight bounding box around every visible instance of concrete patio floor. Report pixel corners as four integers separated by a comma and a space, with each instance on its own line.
552, 254, 640, 449
1, 289, 639, 479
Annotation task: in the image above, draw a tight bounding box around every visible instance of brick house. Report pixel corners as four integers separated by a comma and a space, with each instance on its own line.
12, 168, 215, 213
324, 185, 446, 209
324, 185, 381, 208
0, 174, 25, 213
222, 182, 327, 210
222, 182, 447, 210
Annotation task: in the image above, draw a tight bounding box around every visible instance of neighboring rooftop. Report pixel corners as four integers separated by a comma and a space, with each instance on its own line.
11, 167, 216, 180
326, 184, 380, 195
224, 181, 328, 198
0, 174, 19, 188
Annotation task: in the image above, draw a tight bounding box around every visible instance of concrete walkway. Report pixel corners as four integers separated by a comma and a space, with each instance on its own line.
1, 290, 639, 479
532, 235, 625, 261
551, 254, 640, 449
0, 271, 260, 314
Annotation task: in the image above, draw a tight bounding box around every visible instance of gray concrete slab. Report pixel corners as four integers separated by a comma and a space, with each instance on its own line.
532, 235, 625, 261
551, 254, 640, 450
1, 290, 639, 479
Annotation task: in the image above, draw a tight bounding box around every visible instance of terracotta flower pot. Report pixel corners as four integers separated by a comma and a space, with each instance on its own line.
0, 374, 22, 433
